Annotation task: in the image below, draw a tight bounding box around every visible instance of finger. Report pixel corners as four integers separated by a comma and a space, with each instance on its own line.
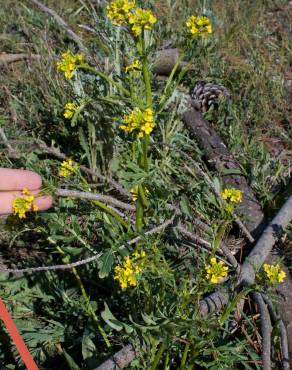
0, 191, 53, 215
0, 169, 42, 191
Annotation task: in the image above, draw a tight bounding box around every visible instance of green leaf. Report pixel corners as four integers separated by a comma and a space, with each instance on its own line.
98, 250, 114, 278
82, 335, 96, 360
101, 302, 123, 331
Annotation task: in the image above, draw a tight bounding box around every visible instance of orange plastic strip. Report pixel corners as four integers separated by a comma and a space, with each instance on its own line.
0, 298, 39, 370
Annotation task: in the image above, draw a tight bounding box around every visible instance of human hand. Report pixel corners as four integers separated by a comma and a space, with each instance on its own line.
0, 168, 53, 215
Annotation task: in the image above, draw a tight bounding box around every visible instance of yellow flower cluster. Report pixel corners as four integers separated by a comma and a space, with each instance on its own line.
12, 188, 39, 219
59, 159, 77, 178
107, 0, 157, 37
128, 8, 157, 37
63, 102, 77, 119
120, 108, 155, 137
114, 250, 146, 289
56, 51, 84, 80
125, 59, 141, 74
206, 257, 228, 284
221, 188, 242, 203
107, 0, 135, 25
263, 263, 286, 284
186, 15, 212, 36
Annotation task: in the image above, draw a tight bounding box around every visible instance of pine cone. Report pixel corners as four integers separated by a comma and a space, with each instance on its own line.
190, 81, 230, 112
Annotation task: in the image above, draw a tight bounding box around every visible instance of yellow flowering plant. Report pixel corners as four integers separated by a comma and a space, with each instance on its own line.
263, 263, 286, 284
205, 257, 229, 284
12, 188, 39, 218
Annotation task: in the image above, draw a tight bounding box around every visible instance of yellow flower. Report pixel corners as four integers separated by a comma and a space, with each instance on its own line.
206, 257, 228, 284
263, 263, 286, 284
120, 108, 155, 137
56, 51, 84, 80
220, 188, 242, 204
128, 8, 157, 37
59, 159, 77, 178
12, 189, 39, 219
114, 250, 146, 289
125, 59, 141, 74
186, 15, 212, 37
107, 0, 135, 25
63, 102, 77, 119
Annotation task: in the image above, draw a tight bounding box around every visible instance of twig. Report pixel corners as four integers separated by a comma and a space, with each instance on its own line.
56, 189, 135, 212
177, 223, 238, 269
0, 53, 40, 65
0, 219, 174, 274
127, 217, 176, 245
94, 344, 136, 370
262, 295, 290, 370
238, 196, 292, 286
252, 292, 272, 370
29, 0, 87, 53
0, 253, 102, 273
199, 288, 230, 316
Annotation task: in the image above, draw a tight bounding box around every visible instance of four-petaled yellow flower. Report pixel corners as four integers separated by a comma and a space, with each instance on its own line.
220, 188, 242, 204
120, 108, 155, 137
59, 159, 77, 178
56, 51, 84, 80
125, 59, 141, 74
12, 188, 39, 219
206, 257, 228, 284
186, 15, 212, 37
263, 263, 286, 284
128, 8, 157, 37
63, 102, 77, 119
114, 250, 146, 289
107, 0, 135, 25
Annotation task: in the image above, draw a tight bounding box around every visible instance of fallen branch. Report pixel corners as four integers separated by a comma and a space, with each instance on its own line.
238, 196, 292, 286
262, 294, 290, 370
94, 344, 136, 370
0, 53, 40, 65
29, 0, 87, 53
252, 293, 272, 370
56, 189, 135, 212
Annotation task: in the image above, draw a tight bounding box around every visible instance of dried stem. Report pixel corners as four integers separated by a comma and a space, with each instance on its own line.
252, 292, 272, 370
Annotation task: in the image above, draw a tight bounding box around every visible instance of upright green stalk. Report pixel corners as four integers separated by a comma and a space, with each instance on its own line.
135, 31, 153, 231
151, 342, 166, 370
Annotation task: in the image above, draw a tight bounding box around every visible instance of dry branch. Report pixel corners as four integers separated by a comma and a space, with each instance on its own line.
252, 293, 272, 370
0, 53, 40, 65
262, 295, 290, 370
238, 196, 292, 287
94, 344, 136, 370
56, 189, 135, 212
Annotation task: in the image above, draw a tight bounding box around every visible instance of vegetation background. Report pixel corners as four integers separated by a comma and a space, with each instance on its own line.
0, 0, 291, 369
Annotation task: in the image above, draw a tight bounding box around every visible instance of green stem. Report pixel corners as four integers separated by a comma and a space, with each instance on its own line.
158, 53, 185, 112
151, 343, 165, 370
141, 32, 153, 108
80, 64, 130, 97
179, 343, 190, 370
135, 197, 144, 232
93, 199, 128, 228
56, 246, 111, 348
138, 184, 149, 208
